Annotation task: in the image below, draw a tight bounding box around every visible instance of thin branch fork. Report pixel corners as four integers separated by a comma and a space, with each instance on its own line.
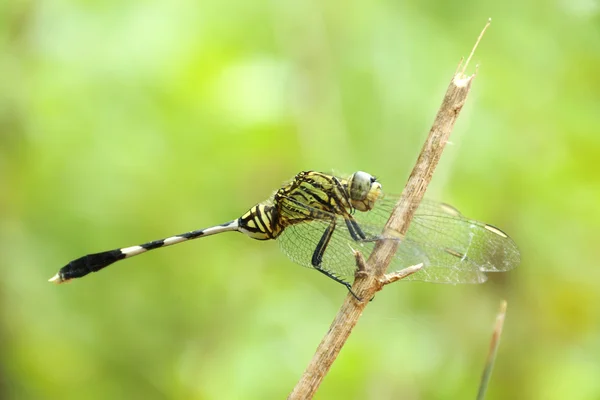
288, 20, 491, 400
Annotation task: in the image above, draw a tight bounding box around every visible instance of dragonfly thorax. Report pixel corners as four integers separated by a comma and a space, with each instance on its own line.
347, 171, 382, 212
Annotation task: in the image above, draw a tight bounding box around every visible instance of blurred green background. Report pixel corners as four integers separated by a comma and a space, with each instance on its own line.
1, 0, 599, 399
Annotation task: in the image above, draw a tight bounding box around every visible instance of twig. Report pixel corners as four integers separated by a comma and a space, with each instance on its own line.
462, 18, 491, 76
288, 21, 490, 400
476, 300, 508, 400
352, 247, 369, 278
380, 263, 423, 285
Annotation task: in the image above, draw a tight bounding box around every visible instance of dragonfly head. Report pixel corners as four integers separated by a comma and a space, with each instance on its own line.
348, 171, 382, 211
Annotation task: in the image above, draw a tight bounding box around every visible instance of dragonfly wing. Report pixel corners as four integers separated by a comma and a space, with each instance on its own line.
277, 194, 520, 285
276, 193, 385, 281
407, 200, 520, 273
355, 197, 520, 283
277, 218, 376, 282
388, 238, 488, 284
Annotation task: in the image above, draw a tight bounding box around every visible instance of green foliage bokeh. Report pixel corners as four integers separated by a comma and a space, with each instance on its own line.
1, 0, 599, 399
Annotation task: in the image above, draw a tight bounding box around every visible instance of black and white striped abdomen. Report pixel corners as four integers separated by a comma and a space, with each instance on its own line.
50, 221, 241, 283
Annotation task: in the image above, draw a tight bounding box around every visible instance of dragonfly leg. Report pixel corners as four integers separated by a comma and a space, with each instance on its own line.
345, 216, 390, 243
314, 267, 361, 301
311, 219, 362, 301
311, 219, 336, 267
345, 217, 367, 241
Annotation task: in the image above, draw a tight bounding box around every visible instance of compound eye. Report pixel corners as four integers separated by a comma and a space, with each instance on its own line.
349, 171, 374, 201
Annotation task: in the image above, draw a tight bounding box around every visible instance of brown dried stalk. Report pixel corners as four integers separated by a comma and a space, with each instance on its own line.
288, 20, 491, 400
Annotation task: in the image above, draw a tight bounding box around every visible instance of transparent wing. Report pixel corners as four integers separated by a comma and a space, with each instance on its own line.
354, 196, 520, 283
276, 194, 370, 282
276, 194, 520, 284
277, 218, 375, 283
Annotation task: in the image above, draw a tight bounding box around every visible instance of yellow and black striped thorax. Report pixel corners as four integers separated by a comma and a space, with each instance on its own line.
236, 171, 353, 240
272, 171, 356, 233
237, 171, 382, 241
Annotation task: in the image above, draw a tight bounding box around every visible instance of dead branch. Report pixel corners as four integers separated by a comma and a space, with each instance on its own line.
288, 20, 491, 400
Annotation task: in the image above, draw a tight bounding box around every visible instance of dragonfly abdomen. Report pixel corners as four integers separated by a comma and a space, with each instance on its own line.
50, 221, 240, 283
238, 203, 280, 240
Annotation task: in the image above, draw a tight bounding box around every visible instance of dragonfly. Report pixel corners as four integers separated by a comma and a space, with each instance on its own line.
49, 171, 520, 298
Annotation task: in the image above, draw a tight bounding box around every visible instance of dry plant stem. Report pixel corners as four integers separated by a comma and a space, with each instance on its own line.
381, 263, 423, 285
476, 300, 508, 400
288, 71, 476, 400
288, 23, 488, 400
366, 71, 475, 277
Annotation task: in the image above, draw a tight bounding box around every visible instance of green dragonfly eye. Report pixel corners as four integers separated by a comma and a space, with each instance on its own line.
348, 171, 382, 211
